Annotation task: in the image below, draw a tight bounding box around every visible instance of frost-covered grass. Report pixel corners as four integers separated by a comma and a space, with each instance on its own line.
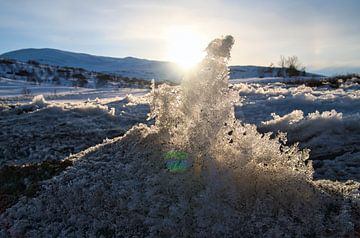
0, 94, 150, 167
231, 79, 360, 183
0, 92, 151, 224
0, 159, 73, 214
1, 123, 359, 237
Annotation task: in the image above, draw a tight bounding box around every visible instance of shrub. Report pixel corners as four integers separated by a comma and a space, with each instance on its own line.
27, 60, 40, 66
0, 59, 16, 65
72, 73, 86, 80
15, 70, 30, 77
278, 55, 305, 77
21, 87, 31, 95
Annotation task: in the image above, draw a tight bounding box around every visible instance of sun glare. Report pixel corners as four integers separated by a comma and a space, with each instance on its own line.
166, 28, 207, 70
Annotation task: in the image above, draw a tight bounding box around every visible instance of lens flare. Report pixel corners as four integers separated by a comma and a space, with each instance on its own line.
163, 150, 191, 172
166, 27, 207, 70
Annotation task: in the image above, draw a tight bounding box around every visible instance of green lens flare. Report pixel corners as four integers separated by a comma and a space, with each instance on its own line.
163, 150, 189, 160
163, 150, 191, 172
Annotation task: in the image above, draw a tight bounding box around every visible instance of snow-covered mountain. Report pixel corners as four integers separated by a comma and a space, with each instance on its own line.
0, 48, 322, 81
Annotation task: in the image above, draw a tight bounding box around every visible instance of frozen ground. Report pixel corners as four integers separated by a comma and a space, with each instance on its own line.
0, 83, 149, 167
0, 77, 148, 102
0, 79, 360, 236
0, 77, 149, 167
0, 49, 360, 237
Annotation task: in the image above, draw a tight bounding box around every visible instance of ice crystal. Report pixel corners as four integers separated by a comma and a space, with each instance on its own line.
150, 35, 310, 176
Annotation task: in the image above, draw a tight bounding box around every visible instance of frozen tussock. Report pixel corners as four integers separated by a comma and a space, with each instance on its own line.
259, 110, 360, 182
259, 110, 360, 159
0, 120, 354, 237
150, 36, 239, 156
8, 94, 49, 113
260, 109, 343, 133
0, 121, 356, 237
31, 94, 47, 107
234, 81, 360, 125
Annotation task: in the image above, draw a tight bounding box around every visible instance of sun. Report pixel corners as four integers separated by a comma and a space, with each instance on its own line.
166, 28, 207, 70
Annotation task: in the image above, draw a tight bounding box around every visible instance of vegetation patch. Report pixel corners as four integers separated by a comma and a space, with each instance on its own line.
285, 73, 360, 88
0, 159, 73, 213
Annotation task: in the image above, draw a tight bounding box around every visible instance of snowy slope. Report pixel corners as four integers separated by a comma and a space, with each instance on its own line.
1, 48, 322, 81
0, 58, 152, 99
1, 48, 184, 81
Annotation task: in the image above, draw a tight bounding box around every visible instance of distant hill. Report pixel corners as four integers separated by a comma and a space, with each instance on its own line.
1, 48, 322, 81
0, 58, 152, 89
0, 48, 183, 81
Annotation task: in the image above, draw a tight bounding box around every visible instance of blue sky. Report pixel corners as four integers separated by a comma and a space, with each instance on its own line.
0, 0, 359, 75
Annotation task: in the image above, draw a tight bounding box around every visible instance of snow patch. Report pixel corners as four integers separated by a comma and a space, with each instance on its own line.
31, 94, 47, 107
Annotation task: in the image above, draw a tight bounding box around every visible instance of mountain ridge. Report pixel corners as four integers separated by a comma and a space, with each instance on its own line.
1, 48, 322, 80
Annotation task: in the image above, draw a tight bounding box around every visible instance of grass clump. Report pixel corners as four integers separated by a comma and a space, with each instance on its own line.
0, 159, 73, 213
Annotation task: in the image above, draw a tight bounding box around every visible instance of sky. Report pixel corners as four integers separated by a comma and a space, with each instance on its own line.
0, 0, 359, 75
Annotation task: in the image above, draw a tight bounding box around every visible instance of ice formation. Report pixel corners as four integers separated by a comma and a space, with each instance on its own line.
151, 36, 240, 173
147, 35, 358, 236
150, 35, 310, 176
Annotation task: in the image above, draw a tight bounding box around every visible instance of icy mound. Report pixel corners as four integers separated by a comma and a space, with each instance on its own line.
1, 123, 357, 237
1, 36, 359, 237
